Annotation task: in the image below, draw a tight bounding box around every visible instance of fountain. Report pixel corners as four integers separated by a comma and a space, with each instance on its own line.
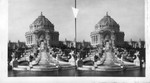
77, 40, 140, 71
11, 40, 76, 71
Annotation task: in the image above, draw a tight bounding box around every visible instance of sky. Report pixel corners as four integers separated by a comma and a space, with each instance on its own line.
8, 0, 145, 42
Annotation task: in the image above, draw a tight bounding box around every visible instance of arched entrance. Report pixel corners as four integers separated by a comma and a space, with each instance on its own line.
102, 31, 112, 46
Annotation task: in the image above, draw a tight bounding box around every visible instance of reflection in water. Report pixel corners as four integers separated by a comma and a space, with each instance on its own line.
8, 68, 145, 77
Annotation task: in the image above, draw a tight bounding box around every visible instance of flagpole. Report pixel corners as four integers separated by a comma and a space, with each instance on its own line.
75, 0, 76, 8
74, 0, 77, 74
75, 0, 77, 53
72, 0, 79, 67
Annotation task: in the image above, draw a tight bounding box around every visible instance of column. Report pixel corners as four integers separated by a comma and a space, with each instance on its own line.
93, 36, 94, 44
97, 35, 99, 44
26, 36, 28, 44
93, 36, 95, 44
35, 34, 38, 45
29, 36, 31, 44
92, 36, 94, 44
95, 35, 96, 44
32, 34, 35, 45
28, 36, 29, 44
28, 36, 30, 44
94, 35, 96, 44
31, 35, 32, 44
96, 35, 97, 44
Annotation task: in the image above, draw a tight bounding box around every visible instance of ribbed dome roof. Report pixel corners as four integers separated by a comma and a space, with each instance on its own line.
95, 12, 120, 32
32, 12, 53, 26
98, 15, 117, 26
30, 12, 54, 31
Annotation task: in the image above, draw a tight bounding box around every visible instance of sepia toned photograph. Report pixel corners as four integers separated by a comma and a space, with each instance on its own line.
8, 0, 146, 77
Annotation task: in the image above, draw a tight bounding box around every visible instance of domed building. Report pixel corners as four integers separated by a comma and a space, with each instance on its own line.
25, 12, 59, 47
90, 12, 124, 47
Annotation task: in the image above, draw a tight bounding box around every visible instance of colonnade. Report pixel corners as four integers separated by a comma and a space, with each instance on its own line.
26, 35, 33, 44
91, 35, 98, 44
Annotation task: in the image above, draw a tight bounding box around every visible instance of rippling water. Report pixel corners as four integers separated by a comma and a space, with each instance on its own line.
8, 68, 145, 77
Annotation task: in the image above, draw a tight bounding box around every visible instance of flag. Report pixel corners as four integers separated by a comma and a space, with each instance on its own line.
72, 7, 79, 18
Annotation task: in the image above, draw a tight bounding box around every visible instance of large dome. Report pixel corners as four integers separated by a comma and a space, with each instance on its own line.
30, 12, 54, 31
33, 14, 53, 26
95, 12, 120, 32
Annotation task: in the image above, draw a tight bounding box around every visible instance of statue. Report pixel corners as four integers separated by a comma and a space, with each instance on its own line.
95, 40, 123, 66
29, 40, 58, 67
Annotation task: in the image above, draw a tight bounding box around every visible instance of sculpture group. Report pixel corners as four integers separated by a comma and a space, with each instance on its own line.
9, 38, 141, 71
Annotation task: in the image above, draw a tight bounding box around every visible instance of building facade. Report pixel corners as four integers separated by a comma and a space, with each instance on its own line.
25, 12, 59, 47
62, 39, 91, 49
128, 39, 145, 48
90, 13, 124, 47
8, 40, 26, 50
